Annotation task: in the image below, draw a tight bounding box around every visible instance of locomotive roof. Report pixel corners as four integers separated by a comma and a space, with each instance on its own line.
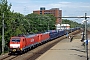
24, 34, 37, 38
11, 33, 37, 38
11, 31, 50, 38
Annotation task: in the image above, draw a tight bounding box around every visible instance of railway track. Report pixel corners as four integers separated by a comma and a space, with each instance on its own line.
0, 30, 81, 60
0, 55, 19, 60
2, 55, 18, 60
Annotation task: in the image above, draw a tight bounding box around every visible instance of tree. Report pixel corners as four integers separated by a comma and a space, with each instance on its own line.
25, 13, 56, 33
62, 19, 82, 28
0, 0, 12, 54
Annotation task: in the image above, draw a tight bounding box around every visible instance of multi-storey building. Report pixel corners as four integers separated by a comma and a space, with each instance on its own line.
33, 7, 62, 24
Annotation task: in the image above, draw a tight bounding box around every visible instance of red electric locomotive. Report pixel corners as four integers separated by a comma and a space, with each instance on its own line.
9, 32, 50, 54
9, 34, 39, 54
37, 32, 50, 44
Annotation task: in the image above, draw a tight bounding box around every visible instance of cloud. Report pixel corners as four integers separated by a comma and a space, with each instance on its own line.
7, 0, 90, 23
48, 2, 90, 8
63, 16, 70, 17
7, 0, 31, 4
48, 2, 90, 14
59, 2, 71, 4
80, 6, 90, 8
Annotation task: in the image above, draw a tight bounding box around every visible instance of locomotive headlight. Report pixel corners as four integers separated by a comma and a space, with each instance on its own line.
20, 48, 22, 50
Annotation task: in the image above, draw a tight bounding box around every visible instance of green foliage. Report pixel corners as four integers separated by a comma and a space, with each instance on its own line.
25, 14, 56, 33
0, 0, 12, 47
62, 19, 82, 28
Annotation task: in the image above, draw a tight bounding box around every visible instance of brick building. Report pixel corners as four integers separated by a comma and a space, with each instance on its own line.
33, 7, 62, 24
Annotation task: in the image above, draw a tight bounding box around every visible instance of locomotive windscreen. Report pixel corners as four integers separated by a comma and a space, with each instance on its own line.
11, 38, 20, 42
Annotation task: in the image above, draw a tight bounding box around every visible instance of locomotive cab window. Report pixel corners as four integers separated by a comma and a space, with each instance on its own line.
12, 39, 20, 42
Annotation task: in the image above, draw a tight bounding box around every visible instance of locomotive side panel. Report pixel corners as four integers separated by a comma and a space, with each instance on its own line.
34, 35, 39, 45
40, 33, 50, 42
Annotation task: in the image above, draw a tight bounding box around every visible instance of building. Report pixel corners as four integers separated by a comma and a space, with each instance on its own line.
56, 24, 70, 30
33, 7, 62, 24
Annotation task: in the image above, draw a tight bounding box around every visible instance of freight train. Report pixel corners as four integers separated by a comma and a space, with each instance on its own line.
9, 27, 80, 54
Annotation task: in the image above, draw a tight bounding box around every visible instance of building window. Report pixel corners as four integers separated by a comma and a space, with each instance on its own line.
40, 7, 45, 10
40, 10, 42, 12
40, 13, 42, 14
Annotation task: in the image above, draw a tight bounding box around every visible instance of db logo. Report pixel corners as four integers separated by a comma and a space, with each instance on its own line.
31, 39, 34, 42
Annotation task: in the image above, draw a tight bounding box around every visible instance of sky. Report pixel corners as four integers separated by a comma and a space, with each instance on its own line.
7, 0, 90, 23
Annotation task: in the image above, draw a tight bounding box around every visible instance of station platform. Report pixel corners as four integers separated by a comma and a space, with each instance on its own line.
36, 34, 90, 60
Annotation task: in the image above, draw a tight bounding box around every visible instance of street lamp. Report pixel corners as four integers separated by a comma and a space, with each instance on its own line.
84, 19, 88, 60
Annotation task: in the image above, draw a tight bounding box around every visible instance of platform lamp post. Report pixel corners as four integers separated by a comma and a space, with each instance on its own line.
84, 13, 89, 60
